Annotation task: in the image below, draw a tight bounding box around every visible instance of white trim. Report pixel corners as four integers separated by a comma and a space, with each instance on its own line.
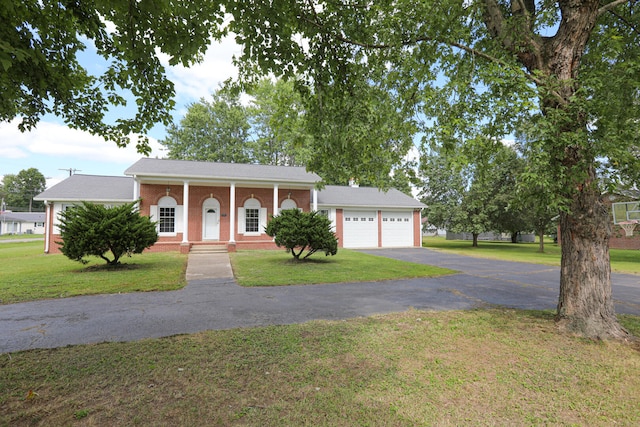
273, 185, 279, 217
44, 202, 51, 253
182, 181, 189, 243
229, 183, 236, 242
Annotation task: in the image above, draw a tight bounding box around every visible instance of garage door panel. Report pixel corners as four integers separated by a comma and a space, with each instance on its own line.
382, 212, 413, 247
343, 210, 378, 248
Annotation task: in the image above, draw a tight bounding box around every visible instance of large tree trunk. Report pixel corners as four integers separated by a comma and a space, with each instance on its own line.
556, 167, 628, 339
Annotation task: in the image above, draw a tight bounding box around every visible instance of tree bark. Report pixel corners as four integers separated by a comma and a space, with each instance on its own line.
472, 232, 479, 247
556, 170, 628, 339
537, 228, 544, 253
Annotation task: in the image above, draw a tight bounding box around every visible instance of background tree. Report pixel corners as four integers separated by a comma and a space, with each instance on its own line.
421, 142, 525, 247
2, 1, 224, 152
161, 90, 251, 163
265, 209, 338, 260
57, 202, 158, 266
246, 79, 312, 166
1, 168, 46, 212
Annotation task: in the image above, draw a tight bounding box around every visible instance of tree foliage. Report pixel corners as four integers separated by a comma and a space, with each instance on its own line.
265, 209, 338, 260
1, 168, 46, 212
421, 143, 526, 247
1, 1, 224, 152
57, 202, 158, 266
162, 90, 252, 163
246, 79, 312, 166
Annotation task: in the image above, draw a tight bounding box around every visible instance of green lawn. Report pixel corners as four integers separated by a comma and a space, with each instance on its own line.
424, 236, 640, 274
230, 249, 455, 286
0, 241, 186, 304
2, 309, 639, 426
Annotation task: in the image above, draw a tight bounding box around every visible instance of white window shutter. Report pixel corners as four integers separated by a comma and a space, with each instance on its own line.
238, 208, 245, 234
149, 205, 159, 232
150, 205, 158, 221
175, 206, 184, 232
260, 208, 268, 233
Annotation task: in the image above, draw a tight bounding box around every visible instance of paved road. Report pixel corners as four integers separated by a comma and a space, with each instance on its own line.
1, 248, 639, 354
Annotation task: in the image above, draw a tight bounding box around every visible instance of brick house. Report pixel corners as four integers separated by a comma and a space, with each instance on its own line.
35, 158, 424, 254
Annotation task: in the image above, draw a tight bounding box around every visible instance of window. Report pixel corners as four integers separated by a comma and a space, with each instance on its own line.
153, 196, 180, 235
280, 198, 298, 213
159, 207, 175, 233
245, 208, 259, 233
239, 197, 267, 235
319, 209, 329, 217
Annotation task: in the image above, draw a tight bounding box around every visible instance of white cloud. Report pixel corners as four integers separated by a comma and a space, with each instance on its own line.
161, 35, 242, 104
0, 119, 164, 164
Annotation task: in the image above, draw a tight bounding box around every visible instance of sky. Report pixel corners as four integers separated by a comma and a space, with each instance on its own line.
0, 35, 243, 189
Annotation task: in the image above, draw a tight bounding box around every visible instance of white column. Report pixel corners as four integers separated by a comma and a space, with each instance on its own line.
273, 184, 279, 216
44, 202, 51, 253
313, 189, 318, 211
133, 176, 140, 209
182, 181, 189, 243
229, 182, 236, 243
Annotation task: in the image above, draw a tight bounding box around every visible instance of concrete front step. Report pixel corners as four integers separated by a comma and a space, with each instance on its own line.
190, 244, 228, 254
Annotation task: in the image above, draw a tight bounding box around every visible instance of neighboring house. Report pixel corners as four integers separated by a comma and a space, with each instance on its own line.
0, 212, 46, 235
34, 158, 425, 254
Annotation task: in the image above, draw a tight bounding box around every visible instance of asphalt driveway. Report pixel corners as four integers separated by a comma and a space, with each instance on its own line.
2, 248, 639, 354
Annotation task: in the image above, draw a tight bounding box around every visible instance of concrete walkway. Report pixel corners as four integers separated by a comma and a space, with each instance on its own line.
1, 248, 639, 354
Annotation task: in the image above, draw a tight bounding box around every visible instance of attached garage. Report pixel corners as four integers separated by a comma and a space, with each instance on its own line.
381, 211, 414, 247
343, 210, 378, 248
317, 185, 425, 249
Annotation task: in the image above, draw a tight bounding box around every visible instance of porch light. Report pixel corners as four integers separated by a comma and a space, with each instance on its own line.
166, 186, 170, 196
287, 191, 291, 199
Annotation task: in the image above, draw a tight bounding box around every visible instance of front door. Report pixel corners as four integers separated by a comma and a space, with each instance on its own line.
203, 207, 220, 240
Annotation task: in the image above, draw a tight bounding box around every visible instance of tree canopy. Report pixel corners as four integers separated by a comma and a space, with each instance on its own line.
1, 168, 46, 212
1, 1, 225, 152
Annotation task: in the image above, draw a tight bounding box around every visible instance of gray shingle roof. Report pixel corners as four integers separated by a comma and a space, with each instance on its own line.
317, 186, 425, 209
34, 175, 134, 202
125, 158, 321, 185
0, 212, 46, 222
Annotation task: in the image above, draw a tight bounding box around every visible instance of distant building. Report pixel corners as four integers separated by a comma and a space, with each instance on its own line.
0, 212, 46, 235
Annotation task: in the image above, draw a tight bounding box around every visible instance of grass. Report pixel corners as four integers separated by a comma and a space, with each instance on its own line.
0, 234, 43, 240
1, 309, 639, 426
230, 249, 455, 286
424, 236, 640, 274
0, 241, 187, 304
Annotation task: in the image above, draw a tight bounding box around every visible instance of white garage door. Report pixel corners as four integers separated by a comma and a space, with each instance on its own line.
382, 211, 413, 247
343, 210, 378, 248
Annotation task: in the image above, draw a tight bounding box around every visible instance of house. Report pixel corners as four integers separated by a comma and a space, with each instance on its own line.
34, 158, 424, 253
0, 211, 46, 235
